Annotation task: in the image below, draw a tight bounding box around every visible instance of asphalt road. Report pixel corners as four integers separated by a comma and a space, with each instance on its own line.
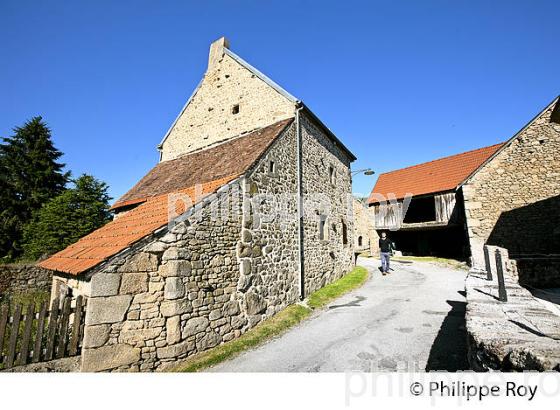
210, 257, 469, 372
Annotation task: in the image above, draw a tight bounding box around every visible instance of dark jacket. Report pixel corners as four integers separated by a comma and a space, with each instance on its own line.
379, 238, 394, 253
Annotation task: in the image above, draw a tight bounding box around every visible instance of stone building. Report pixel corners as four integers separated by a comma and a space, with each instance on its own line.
39, 37, 356, 371
368, 143, 504, 259
462, 97, 560, 271
368, 96, 560, 268
352, 197, 378, 257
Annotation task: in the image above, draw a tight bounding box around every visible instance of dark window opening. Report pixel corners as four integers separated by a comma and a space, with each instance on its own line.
232, 104, 240, 114
269, 160, 276, 174
403, 196, 436, 223
389, 226, 469, 261
319, 216, 327, 241
342, 221, 348, 245
358, 236, 363, 247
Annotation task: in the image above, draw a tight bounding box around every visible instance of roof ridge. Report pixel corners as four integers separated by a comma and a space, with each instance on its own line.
162, 117, 294, 164
224, 48, 299, 103
377, 142, 505, 177
112, 118, 294, 210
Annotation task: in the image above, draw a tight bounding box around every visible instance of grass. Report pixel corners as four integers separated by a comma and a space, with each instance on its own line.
1, 291, 50, 309
175, 304, 312, 372
307, 266, 369, 309
173, 266, 369, 372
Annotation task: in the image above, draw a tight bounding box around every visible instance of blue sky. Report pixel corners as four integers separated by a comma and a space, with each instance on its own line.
1, 0, 559, 202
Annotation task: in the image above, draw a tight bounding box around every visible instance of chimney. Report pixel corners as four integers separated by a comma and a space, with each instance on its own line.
208, 37, 230, 71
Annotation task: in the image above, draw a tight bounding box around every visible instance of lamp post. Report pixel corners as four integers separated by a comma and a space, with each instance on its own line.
351, 168, 375, 177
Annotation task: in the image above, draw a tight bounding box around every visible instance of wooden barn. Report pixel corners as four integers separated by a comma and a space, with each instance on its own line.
367, 144, 504, 260
367, 97, 560, 266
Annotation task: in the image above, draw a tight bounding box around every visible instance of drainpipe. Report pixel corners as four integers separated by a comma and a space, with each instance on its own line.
295, 104, 305, 300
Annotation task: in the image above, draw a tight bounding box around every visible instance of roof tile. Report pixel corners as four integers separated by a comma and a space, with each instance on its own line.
368, 143, 504, 204
112, 118, 294, 209
39, 117, 294, 275
39, 176, 237, 275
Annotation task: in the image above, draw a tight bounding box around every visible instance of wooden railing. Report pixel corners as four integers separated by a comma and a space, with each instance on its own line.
0, 295, 86, 370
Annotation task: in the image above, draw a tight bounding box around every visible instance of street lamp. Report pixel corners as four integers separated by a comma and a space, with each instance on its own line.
351, 168, 375, 177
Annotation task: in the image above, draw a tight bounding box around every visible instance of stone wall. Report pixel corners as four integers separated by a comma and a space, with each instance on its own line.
463, 99, 560, 269
465, 271, 560, 371
81, 124, 302, 372
352, 198, 378, 256
0, 264, 52, 300
160, 43, 294, 161
300, 113, 354, 296
516, 257, 560, 288
81, 188, 244, 372
240, 122, 300, 316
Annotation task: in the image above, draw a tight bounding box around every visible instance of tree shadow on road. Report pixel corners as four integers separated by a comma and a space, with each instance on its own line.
425, 300, 469, 371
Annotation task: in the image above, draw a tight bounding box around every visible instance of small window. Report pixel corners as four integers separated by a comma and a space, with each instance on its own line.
342, 220, 348, 246
269, 160, 276, 174
319, 215, 327, 241
329, 166, 335, 184
358, 236, 363, 247
232, 104, 240, 114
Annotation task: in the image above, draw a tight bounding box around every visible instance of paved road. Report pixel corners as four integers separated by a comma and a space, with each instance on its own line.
210, 257, 469, 372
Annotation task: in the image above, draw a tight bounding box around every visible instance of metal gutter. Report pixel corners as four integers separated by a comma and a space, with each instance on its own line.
224, 48, 299, 103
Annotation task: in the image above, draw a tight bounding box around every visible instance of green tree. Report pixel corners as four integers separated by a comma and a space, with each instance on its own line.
0, 117, 70, 259
22, 174, 112, 261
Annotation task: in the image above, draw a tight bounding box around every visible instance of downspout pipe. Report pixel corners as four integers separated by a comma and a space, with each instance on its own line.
295, 104, 305, 300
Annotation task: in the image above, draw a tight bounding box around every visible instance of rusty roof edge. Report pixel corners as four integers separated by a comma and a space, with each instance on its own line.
458, 95, 560, 189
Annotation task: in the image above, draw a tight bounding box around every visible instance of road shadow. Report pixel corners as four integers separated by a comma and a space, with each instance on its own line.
474, 287, 499, 301
329, 296, 366, 310
425, 300, 469, 371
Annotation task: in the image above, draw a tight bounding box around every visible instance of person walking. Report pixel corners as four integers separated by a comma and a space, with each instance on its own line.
379, 232, 394, 275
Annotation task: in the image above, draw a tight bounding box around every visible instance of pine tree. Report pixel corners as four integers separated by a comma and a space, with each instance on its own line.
22, 174, 112, 261
0, 117, 70, 259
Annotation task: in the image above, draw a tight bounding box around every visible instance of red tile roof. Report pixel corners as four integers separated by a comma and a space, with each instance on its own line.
39, 118, 294, 275
368, 143, 504, 204
39, 176, 237, 275
112, 118, 294, 210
